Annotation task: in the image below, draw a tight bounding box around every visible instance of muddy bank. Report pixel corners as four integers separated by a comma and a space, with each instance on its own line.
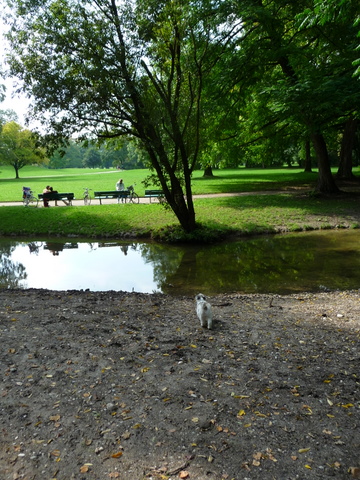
1, 288, 359, 479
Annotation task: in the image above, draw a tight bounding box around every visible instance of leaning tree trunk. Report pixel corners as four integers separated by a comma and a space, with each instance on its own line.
337, 118, 358, 180
167, 183, 197, 233
311, 133, 340, 194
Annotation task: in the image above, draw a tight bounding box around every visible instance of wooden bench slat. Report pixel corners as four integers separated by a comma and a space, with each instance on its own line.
94, 190, 129, 204
38, 193, 74, 205
144, 189, 165, 203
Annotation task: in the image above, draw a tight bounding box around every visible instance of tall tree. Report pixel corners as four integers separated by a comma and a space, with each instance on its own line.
0, 121, 44, 178
223, 0, 360, 192
4, 0, 230, 232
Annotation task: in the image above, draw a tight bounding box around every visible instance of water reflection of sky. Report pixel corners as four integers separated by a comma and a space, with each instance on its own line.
2, 230, 360, 295
11, 242, 160, 292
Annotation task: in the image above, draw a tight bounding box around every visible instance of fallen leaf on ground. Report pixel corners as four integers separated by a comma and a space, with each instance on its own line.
298, 448, 310, 453
111, 451, 123, 458
179, 471, 189, 479
349, 467, 360, 478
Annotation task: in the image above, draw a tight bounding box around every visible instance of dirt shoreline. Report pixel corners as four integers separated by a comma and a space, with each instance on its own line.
1, 288, 359, 480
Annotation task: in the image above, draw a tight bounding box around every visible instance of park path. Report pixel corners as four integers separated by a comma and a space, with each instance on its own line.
0, 189, 294, 207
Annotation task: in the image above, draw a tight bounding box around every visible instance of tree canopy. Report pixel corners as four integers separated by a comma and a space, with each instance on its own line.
3, 0, 360, 229
0, 121, 45, 177
4, 0, 234, 231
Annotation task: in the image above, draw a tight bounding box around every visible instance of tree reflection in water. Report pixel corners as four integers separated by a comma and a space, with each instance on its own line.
0, 243, 27, 288
1, 230, 360, 293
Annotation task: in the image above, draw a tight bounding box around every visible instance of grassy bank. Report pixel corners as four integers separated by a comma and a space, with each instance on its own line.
1, 190, 359, 241
1, 165, 359, 241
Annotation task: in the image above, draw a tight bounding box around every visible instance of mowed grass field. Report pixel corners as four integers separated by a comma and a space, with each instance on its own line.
0, 165, 327, 201
0, 165, 359, 239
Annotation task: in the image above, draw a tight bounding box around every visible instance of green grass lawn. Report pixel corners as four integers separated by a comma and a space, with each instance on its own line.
0, 165, 359, 241
0, 164, 346, 201
0, 166, 149, 202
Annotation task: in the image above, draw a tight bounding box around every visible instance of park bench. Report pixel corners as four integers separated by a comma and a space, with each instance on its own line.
144, 189, 165, 203
94, 190, 129, 204
38, 192, 74, 205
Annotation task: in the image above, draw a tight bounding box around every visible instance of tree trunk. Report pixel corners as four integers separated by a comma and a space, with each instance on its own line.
167, 185, 196, 233
203, 165, 214, 177
304, 140, 312, 172
311, 133, 340, 193
337, 118, 358, 180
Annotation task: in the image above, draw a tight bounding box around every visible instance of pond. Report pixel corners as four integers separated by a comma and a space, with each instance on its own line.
1, 230, 360, 295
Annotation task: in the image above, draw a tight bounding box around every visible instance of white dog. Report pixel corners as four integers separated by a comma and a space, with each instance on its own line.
195, 293, 213, 330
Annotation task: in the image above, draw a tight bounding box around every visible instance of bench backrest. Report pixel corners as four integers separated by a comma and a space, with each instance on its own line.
145, 190, 164, 195
94, 190, 129, 195
39, 192, 74, 199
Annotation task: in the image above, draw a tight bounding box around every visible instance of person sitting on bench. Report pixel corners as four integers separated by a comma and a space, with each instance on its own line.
49, 186, 69, 206
42, 185, 51, 207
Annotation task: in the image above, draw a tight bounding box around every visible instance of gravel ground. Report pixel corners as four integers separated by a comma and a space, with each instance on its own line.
1, 288, 359, 480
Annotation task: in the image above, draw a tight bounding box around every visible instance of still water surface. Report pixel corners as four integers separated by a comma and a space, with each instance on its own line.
1, 230, 360, 295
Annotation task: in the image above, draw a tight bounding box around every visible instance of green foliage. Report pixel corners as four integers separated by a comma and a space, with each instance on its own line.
0, 121, 46, 178
5, 0, 233, 231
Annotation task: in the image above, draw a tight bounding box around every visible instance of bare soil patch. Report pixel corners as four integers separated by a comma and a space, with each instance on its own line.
1, 288, 359, 480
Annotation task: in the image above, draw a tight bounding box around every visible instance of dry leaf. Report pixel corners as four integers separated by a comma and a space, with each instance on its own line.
348, 467, 360, 478
298, 448, 310, 453
111, 451, 123, 458
179, 471, 189, 479
80, 465, 89, 473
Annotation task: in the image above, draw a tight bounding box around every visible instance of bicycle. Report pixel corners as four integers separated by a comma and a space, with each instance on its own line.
126, 184, 139, 203
22, 187, 39, 207
83, 188, 92, 205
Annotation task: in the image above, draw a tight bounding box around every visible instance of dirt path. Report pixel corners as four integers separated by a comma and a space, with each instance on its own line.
1, 288, 359, 480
